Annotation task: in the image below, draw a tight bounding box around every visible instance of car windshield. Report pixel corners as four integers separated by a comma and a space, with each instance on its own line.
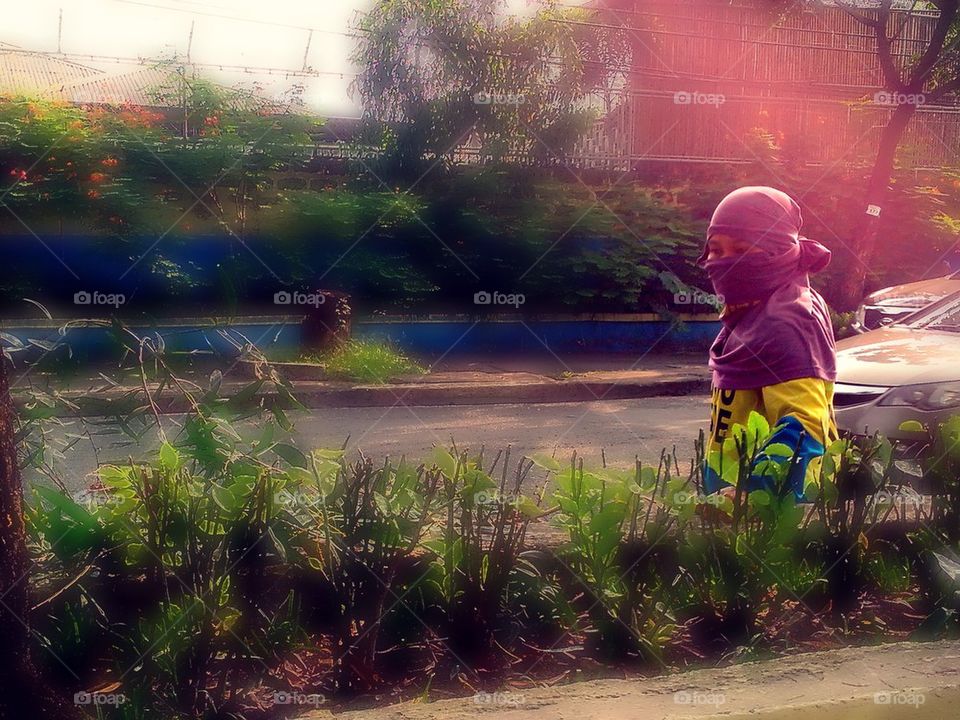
905, 290, 960, 331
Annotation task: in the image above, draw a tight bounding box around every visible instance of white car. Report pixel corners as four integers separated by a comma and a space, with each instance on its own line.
835, 290, 960, 448
853, 271, 960, 332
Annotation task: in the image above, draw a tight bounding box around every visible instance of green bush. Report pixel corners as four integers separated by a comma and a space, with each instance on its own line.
15, 330, 960, 716
308, 340, 425, 383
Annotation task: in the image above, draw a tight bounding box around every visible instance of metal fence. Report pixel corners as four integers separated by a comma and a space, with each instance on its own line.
573, 1, 960, 170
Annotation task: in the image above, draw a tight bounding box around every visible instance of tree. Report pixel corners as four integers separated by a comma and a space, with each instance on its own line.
0, 355, 84, 718
141, 60, 320, 241
0, 83, 321, 315
350, 0, 630, 180
836, 0, 960, 308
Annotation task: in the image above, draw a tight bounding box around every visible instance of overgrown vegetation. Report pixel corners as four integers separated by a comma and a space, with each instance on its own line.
7, 330, 960, 718
304, 340, 425, 383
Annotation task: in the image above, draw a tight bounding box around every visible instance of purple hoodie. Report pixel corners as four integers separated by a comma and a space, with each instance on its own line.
697, 186, 837, 390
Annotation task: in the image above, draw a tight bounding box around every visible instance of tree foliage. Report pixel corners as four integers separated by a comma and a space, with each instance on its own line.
351, 0, 630, 178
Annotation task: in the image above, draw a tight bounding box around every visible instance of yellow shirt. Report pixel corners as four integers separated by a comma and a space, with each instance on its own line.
706, 377, 839, 496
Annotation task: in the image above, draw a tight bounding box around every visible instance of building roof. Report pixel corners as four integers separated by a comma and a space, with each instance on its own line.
0, 50, 294, 113
0, 49, 102, 96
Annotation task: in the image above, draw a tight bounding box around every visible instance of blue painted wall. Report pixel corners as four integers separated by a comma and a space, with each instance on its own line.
354, 319, 720, 355
2, 321, 303, 362
2, 317, 720, 361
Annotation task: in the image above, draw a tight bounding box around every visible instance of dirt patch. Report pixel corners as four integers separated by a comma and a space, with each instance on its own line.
296, 640, 960, 719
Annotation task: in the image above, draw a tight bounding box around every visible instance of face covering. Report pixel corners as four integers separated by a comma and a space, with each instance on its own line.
705, 249, 798, 307
697, 187, 837, 389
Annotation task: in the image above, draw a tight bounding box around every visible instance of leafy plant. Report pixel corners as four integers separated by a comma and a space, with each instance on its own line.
426, 446, 543, 664
309, 340, 425, 384
689, 416, 809, 650
901, 416, 960, 542
807, 433, 896, 616
549, 450, 680, 661
292, 452, 441, 695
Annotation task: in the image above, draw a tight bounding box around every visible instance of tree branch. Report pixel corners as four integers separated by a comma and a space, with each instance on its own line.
926, 72, 960, 100
835, 0, 880, 27
866, 0, 912, 90
907, 0, 960, 88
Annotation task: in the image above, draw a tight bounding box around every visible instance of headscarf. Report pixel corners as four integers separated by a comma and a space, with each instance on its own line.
697, 186, 837, 390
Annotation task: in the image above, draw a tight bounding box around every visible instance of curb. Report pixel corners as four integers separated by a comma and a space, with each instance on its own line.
290, 375, 711, 408
13, 375, 712, 416
297, 639, 960, 720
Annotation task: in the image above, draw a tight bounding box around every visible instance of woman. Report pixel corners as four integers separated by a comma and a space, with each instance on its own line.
699, 186, 839, 500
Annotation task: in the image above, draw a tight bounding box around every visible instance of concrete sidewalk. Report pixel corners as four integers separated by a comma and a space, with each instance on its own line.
12, 354, 712, 414
298, 639, 960, 720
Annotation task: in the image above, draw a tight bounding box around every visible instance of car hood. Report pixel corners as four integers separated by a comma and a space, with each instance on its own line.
836, 326, 960, 386
865, 275, 960, 308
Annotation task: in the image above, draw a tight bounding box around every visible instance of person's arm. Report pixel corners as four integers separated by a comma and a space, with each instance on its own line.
703, 386, 759, 494
755, 378, 837, 499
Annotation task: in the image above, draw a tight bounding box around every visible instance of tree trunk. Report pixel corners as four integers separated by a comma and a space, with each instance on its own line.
835, 101, 918, 309
0, 357, 83, 718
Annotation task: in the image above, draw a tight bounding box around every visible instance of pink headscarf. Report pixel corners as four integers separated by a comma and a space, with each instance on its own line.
698, 187, 837, 390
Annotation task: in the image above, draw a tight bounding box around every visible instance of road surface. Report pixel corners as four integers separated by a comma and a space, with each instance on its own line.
28, 395, 712, 494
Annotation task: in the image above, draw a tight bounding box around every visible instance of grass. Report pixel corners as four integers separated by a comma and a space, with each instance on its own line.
306, 340, 426, 383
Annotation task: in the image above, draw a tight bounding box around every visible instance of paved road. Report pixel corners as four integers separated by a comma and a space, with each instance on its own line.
29, 396, 712, 494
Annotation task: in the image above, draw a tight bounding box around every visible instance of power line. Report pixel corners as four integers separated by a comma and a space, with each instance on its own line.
111, 0, 358, 36
25, 49, 359, 79
102, 0, 889, 67
42, 1, 946, 95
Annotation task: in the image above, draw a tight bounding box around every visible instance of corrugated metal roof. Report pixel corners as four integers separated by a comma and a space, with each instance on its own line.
0, 50, 103, 96
52, 65, 181, 106
0, 51, 291, 113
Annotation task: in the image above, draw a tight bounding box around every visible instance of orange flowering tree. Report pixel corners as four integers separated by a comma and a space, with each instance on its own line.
0, 98, 159, 235
0, 88, 321, 312
0, 87, 318, 239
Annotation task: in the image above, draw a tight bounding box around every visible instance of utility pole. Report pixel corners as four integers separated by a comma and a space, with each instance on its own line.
187, 19, 194, 64
57, 8, 63, 54
302, 28, 313, 71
